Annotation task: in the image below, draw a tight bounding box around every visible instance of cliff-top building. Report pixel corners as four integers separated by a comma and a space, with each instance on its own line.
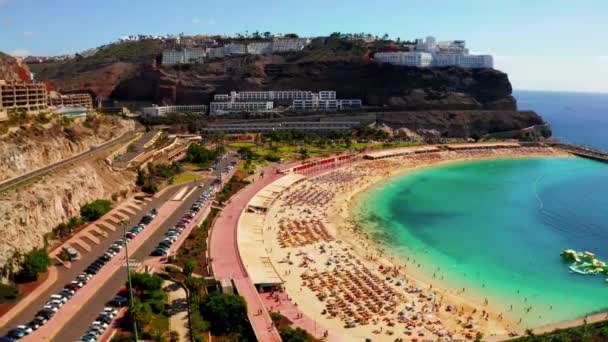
374, 36, 493, 69
0, 80, 48, 121
210, 90, 362, 115
49, 92, 94, 109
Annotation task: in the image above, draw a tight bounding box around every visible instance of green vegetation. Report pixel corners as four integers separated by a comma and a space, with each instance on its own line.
52, 216, 83, 239
280, 327, 314, 342
127, 143, 137, 153
0, 282, 19, 303
171, 172, 201, 185
200, 292, 249, 336
177, 208, 219, 277
512, 320, 608, 342
184, 144, 224, 167
125, 272, 170, 340
139, 112, 210, 134
227, 141, 256, 149
80, 199, 113, 221
18, 248, 52, 282
137, 162, 182, 194
217, 176, 250, 204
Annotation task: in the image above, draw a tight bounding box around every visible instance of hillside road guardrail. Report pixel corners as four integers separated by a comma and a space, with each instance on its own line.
0, 130, 139, 193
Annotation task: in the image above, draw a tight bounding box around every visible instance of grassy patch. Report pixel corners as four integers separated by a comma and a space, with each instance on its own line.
227, 142, 256, 148
172, 172, 201, 185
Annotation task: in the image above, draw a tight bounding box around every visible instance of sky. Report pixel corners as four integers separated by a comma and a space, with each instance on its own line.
1, 0, 607, 93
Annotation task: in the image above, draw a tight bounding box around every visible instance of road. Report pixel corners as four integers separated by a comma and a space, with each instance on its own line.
0, 129, 139, 193
52, 177, 215, 342
0, 183, 187, 335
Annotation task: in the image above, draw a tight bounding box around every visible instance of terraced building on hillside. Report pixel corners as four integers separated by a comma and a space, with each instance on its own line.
0, 80, 48, 121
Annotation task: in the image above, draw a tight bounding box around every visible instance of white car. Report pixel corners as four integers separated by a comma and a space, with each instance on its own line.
43, 305, 59, 312
92, 320, 109, 329
50, 294, 68, 304
47, 299, 63, 308
103, 307, 118, 316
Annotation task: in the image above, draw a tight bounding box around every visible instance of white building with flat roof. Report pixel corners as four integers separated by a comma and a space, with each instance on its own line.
142, 105, 207, 116
209, 101, 273, 115
376, 36, 493, 69
161, 48, 205, 66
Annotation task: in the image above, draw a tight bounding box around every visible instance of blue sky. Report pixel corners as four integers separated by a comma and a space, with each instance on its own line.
1, 0, 607, 92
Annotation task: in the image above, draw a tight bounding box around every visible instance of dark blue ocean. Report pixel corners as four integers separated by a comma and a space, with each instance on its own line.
514, 90, 608, 150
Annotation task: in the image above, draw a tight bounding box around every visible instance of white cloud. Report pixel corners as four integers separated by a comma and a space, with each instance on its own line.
597, 56, 608, 62
191, 18, 215, 25
10, 49, 32, 57
22, 31, 33, 37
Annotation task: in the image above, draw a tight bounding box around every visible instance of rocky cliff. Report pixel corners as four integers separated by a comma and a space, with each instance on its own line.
374, 110, 545, 138
0, 116, 134, 182
0, 159, 134, 267
26, 38, 516, 111
0, 52, 30, 82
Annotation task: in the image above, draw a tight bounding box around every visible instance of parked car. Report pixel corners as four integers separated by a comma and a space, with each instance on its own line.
15, 325, 31, 335
6, 328, 26, 339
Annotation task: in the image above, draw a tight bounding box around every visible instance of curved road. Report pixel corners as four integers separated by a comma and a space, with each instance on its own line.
0, 129, 139, 193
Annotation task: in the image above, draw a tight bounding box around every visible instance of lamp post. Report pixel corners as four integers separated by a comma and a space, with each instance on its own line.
122, 219, 138, 341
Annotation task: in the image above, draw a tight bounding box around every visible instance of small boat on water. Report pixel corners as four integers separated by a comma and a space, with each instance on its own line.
561, 249, 608, 282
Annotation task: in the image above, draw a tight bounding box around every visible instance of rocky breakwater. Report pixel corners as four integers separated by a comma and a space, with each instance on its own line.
0, 158, 134, 268
0, 115, 135, 182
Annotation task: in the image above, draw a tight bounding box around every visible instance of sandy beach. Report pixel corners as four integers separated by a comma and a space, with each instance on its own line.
258, 146, 571, 341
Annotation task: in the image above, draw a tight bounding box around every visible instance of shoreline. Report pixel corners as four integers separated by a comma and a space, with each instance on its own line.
332, 153, 574, 334
260, 146, 575, 341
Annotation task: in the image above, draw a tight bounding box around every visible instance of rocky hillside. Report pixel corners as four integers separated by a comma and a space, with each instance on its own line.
0, 52, 30, 82
0, 158, 134, 267
27, 38, 516, 110
373, 110, 547, 139
0, 115, 134, 182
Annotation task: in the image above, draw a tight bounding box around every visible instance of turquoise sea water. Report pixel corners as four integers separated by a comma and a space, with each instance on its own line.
354, 157, 608, 328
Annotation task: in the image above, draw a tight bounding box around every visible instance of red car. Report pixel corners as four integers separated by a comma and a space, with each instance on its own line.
126, 233, 136, 239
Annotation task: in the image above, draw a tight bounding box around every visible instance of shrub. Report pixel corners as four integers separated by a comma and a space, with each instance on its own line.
200, 292, 248, 335
18, 248, 52, 281
0, 283, 19, 303
280, 326, 313, 342
183, 258, 197, 277
142, 183, 158, 194
80, 199, 112, 221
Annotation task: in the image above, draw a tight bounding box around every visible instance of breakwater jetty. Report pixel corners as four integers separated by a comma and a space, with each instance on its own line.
546, 141, 608, 163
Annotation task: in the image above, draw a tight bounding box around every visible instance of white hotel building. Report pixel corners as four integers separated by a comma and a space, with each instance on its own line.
142, 105, 207, 116
161, 48, 205, 66
209, 101, 273, 115
211, 90, 361, 114
374, 36, 493, 69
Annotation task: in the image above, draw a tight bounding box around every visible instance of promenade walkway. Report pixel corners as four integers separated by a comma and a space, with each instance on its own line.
210, 171, 283, 342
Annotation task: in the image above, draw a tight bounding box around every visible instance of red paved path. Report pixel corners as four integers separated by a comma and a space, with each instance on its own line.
210, 171, 283, 342
261, 291, 340, 341
22, 197, 184, 341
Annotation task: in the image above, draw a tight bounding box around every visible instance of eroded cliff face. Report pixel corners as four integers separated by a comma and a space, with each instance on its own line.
0, 159, 134, 267
0, 52, 30, 82
0, 116, 134, 182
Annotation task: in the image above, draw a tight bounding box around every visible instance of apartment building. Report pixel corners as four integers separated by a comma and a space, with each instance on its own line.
0, 80, 48, 121
247, 42, 273, 55
375, 36, 493, 69
207, 44, 247, 59
213, 90, 334, 102
209, 101, 273, 115
339, 99, 363, 108
142, 105, 208, 116
161, 48, 205, 66
49, 92, 93, 109
292, 99, 339, 110
204, 121, 360, 133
